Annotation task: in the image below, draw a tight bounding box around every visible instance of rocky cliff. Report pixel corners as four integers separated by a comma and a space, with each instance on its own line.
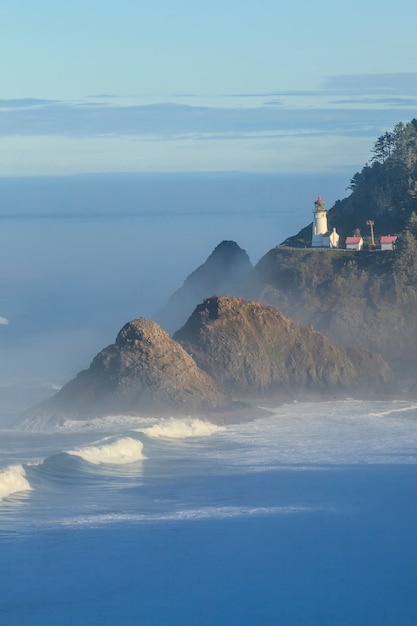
174, 296, 394, 397
155, 240, 252, 333
248, 246, 417, 378
26, 318, 232, 421
152, 235, 417, 380
24, 296, 395, 425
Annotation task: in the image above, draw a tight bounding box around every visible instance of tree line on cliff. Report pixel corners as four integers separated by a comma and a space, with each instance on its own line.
285, 119, 417, 269
332, 118, 417, 239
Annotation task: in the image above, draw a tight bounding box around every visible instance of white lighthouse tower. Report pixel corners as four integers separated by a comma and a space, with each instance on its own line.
311, 196, 339, 248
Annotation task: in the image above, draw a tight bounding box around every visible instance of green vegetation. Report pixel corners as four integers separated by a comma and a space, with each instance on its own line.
335, 119, 417, 238
250, 117, 417, 375
283, 119, 417, 251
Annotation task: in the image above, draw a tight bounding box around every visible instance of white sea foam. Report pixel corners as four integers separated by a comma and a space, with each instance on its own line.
53, 505, 323, 528
19, 411, 225, 436
368, 403, 417, 418
211, 400, 417, 467
59, 414, 156, 433
142, 417, 224, 439
67, 437, 146, 465
0, 464, 32, 501
18, 412, 156, 433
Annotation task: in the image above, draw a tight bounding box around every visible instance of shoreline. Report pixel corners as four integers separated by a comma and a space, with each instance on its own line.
206, 386, 414, 426
14, 387, 415, 432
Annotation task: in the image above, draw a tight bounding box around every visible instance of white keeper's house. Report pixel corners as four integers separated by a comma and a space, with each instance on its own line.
380, 235, 397, 251
345, 236, 364, 251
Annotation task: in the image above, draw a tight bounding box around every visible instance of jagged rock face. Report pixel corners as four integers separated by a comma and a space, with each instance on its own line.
29, 318, 231, 419
249, 247, 417, 377
155, 240, 252, 333
174, 296, 395, 396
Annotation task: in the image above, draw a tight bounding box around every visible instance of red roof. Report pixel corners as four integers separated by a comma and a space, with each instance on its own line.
345, 236, 362, 244
380, 236, 397, 243
315, 196, 325, 205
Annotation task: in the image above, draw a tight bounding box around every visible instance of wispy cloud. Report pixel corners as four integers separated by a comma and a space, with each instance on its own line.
232, 74, 417, 102
323, 72, 417, 92
332, 97, 417, 107
0, 317, 9, 326
86, 94, 120, 99
0, 98, 61, 108
0, 99, 413, 141
0, 74, 415, 176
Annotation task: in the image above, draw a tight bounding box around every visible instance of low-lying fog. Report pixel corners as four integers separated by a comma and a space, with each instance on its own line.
0, 171, 350, 418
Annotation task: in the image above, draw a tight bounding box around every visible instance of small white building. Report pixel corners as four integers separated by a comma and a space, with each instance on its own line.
380, 235, 397, 251
345, 236, 363, 251
311, 197, 339, 248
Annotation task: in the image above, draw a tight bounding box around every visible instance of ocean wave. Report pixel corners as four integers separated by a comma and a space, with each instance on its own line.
67, 437, 146, 465
141, 417, 224, 439
0, 464, 32, 501
17, 411, 225, 436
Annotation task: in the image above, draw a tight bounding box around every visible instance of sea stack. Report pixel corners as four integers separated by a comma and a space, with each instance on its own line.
24, 318, 232, 423
174, 296, 395, 397
155, 240, 253, 333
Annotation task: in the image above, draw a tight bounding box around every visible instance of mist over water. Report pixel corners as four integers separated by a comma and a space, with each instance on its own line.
1, 173, 417, 625
0, 171, 350, 417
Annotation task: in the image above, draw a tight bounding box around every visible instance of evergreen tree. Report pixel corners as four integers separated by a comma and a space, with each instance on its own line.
371, 131, 395, 164
393, 230, 417, 284
285, 118, 417, 246
406, 211, 417, 238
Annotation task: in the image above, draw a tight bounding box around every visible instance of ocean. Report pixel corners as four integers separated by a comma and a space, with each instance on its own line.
2, 403, 417, 625
1, 172, 416, 625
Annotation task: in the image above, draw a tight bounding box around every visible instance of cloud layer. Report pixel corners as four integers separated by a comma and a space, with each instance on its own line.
1, 74, 415, 175
1, 73, 416, 141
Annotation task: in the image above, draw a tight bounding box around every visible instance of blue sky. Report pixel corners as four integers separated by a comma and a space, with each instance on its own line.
1, 0, 417, 175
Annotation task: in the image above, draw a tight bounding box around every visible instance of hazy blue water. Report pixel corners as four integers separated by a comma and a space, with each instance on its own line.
2, 172, 416, 625
1, 403, 417, 625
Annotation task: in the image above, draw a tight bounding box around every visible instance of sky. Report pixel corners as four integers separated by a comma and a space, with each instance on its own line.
1, 0, 417, 176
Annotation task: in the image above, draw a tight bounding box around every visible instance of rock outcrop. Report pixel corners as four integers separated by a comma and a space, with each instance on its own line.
174, 296, 395, 397
155, 240, 252, 333
26, 318, 232, 420
249, 246, 417, 377
156, 238, 416, 378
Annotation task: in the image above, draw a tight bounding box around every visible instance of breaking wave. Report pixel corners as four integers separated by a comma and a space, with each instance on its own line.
141, 417, 224, 439
18, 413, 226, 437
0, 464, 32, 500
67, 437, 146, 465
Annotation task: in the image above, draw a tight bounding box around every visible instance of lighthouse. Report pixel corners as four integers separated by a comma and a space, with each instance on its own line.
311, 196, 339, 248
